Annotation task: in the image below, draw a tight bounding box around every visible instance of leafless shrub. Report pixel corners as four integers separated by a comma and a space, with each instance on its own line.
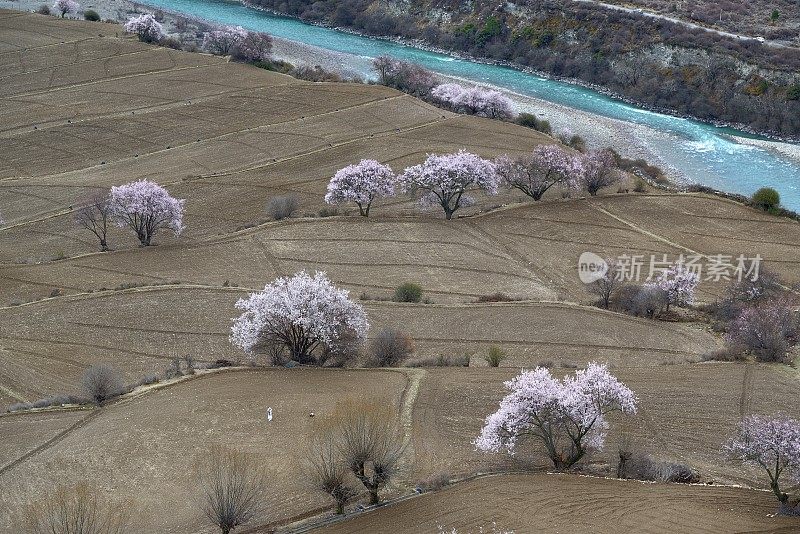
81, 365, 124, 405
560, 361, 578, 369
474, 292, 519, 303
75, 190, 112, 252
726, 300, 799, 363
198, 445, 267, 534
366, 328, 414, 367
587, 258, 624, 309
710, 269, 785, 323
405, 354, 470, 367
330, 400, 403, 505
701, 347, 747, 362
613, 284, 667, 319
23, 483, 129, 534
7, 394, 86, 413
416, 472, 451, 492
617, 439, 698, 484
266, 194, 299, 220
164, 357, 183, 379
306, 429, 358, 514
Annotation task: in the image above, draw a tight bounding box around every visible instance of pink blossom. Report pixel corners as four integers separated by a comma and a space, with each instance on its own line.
495, 145, 582, 201
325, 159, 396, 216
230, 271, 368, 365
109, 180, 184, 246
52, 0, 78, 17
576, 149, 618, 196
475, 362, 637, 469
646, 262, 699, 311
123, 14, 165, 43
399, 150, 498, 220
431, 83, 515, 120
724, 414, 800, 504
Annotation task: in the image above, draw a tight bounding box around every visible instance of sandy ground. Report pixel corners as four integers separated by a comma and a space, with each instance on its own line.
3, 0, 799, 177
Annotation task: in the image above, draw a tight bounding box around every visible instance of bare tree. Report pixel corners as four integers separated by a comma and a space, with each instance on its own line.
23, 483, 129, 534
75, 190, 111, 252
198, 445, 266, 534
81, 364, 124, 405
366, 328, 414, 367
587, 258, 624, 309
332, 400, 403, 505
306, 430, 357, 514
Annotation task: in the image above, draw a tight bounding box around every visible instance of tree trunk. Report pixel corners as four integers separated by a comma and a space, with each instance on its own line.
336, 501, 344, 514
771, 479, 788, 503
100, 239, 108, 252
368, 488, 379, 505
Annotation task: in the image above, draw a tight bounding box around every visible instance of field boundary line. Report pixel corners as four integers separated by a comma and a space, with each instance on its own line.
0, 409, 98, 476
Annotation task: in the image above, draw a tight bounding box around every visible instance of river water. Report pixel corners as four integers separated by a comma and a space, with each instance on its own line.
140, 0, 800, 209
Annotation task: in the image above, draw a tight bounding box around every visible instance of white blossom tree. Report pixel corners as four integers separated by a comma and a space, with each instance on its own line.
109, 180, 184, 246
230, 271, 368, 365
475, 362, 637, 469
724, 414, 800, 506
495, 145, 581, 201
233, 31, 273, 62
646, 263, 699, 311
399, 150, 498, 220
52, 0, 79, 17
324, 160, 396, 216
123, 13, 165, 43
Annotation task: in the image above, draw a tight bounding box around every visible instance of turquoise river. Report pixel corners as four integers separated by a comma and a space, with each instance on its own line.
140, 0, 800, 208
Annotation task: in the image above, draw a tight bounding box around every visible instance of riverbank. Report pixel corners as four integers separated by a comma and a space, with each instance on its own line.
4, 0, 800, 186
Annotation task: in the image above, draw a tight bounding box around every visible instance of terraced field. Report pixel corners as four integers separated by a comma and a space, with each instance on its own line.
1, 10, 798, 534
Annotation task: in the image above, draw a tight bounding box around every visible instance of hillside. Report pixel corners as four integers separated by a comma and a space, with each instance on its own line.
1, 10, 799, 534
250, 0, 800, 137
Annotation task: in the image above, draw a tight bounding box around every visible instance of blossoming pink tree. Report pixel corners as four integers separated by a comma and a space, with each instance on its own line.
495, 145, 581, 201
399, 150, 498, 220
475, 362, 637, 469
230, 271, 368, 366
52, 0, 79, 17
725, 301, 798, 362
431, 84, 515, 120
646, 262, 699, 311
324, 160, 396, 216
123, 14, 165, 43
576, 149, 618, 196
109, 180, 184, 246
724, 414, 800, 506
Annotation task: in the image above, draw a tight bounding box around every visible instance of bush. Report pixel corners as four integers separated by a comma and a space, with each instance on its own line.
406, 354, 470, 367
266, 194, 299, 220
393, 282, 423, 303
36, 4, 50, 15
23, 483, 130, 534
617, 442, 699, 483
725, 301, 798, 363
752, 187, 780, 211
415, 472, 451, 492
633, 179, 647, 193
81, 365, 124, 405
83, 9, 100, 21
613, 284, 666, 318
484, 345, 506, 367
6, 394, 86, 412
515, 112, 552, 134
366, 328, 414, 367
475, 292, 518, 303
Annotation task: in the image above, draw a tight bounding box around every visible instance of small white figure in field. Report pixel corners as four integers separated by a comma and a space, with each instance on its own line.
309, 412, 315, 417
267, 407, 272, 422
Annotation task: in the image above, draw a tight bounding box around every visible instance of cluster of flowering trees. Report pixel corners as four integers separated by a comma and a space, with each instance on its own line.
52, 0, 79, 17
431, 83, 515, 120
324, 151, 499, 220
202, 26, 273, 62
325, 146, 620, 218
725, 414, 800, 508
123, 14, 165, 43
230, 271, 368, 366
75, 180, 184, 249
475, 362, 637, 469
